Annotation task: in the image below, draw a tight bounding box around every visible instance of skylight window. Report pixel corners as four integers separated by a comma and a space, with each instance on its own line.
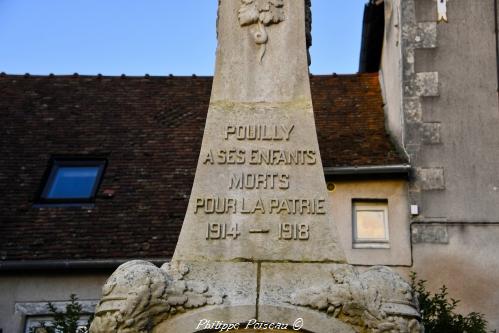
38, 158, 106, 205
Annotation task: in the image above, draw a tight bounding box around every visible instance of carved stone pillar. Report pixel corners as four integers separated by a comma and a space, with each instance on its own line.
90, 1, 422, 332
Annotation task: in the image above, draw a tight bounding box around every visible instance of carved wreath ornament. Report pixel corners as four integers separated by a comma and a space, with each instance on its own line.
290, 266, 422, 333
89, 261, 225, 333
238, 0, 285, 62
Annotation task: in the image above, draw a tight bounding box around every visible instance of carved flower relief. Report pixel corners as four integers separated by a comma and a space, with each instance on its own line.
238, 0, 285, 62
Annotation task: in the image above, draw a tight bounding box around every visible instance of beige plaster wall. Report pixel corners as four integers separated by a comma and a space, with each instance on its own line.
0, 273, 108, 333
379, 0, 404, 147
411, 224, 499, 331
329, 179, 411, 266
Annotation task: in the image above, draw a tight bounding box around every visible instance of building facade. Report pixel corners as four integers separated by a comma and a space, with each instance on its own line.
1, 0, 499, 331
0, 74, 412, 332
374, 0, 499, 327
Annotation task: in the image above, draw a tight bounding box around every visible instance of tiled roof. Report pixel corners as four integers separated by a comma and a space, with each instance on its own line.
0, 73, 406, 261
312, 74, 404, 167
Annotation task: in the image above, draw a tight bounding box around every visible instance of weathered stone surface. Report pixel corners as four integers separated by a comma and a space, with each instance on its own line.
237, 0, 285, 63
172, 101, 346, 262
90, 261, 256, 333
153, 261, 257, 333
91, 261, 421, 333
260, 263, 421, 333
414, 72, 439, 97
173, 0, 345, 263
417, 167, 445, 191
404, 72, 439, 97
211, 0, 311, 103
90, 261, 222, 333
412, 224, 449, 244
404, 97, 423, 124
90, 1, 421, 331
422, 122, 441, 145
414, 22, 437, 49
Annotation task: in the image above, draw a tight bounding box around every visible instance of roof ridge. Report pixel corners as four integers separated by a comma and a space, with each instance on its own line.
0, 72, 376, 79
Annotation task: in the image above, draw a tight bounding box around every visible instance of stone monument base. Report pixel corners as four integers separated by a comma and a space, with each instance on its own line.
89, 261, 421, 333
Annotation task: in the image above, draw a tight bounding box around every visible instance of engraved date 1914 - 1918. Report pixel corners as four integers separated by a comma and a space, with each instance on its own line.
206, 223, 309, 241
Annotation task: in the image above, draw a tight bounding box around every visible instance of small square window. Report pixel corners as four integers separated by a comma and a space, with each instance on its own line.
352, 200, 389, 249
37, 158, 106, 205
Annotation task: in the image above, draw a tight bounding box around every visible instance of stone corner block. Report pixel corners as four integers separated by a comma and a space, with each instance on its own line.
415, 22, 437, 49
422, 122, 442, 144
412, 224, 449, 244
404, 97, 423, 124
415, 72, 439, 97
417, 167, 445, 190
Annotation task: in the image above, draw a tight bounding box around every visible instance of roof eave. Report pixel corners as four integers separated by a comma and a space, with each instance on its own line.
0, 258, 169, 272
324, 164, 411, 176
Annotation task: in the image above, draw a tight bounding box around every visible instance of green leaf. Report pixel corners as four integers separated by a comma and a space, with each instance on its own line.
410, 272, 489, 333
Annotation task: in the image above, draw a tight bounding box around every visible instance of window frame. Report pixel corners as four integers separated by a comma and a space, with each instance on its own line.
25, 315, 92, 333
36, 157, 107, 206
16, 300, 97, 333
352, 199, 390, 249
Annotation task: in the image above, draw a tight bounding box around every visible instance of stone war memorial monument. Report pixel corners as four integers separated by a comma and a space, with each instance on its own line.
90, 1, 421, 332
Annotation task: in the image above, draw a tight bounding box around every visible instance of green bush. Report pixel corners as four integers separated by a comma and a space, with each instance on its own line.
30, 294, 92, 333
410, 272, 489, 333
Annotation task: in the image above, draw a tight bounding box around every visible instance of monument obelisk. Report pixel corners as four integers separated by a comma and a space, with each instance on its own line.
172, 0, 344, 263
90, 1, 421, 332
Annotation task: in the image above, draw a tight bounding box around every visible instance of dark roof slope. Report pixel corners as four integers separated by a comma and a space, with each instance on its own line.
312, 74, 403, 167
0, 73, 405, 262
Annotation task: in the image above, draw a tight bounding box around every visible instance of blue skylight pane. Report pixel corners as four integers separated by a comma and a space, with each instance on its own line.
47, 166, 99, 199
